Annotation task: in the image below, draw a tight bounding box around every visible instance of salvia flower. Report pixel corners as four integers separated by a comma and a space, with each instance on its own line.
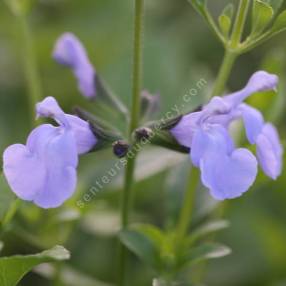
171, 71, 283, 200
3, 97, 97, 208
53, 33, 96, 98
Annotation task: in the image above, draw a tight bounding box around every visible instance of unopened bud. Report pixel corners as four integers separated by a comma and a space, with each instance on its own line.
134, 127, 153, 141
112, 140, 130, 158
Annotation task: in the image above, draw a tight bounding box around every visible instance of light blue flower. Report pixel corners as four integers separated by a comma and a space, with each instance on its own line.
171, 71, 283, 200
53, 33, 96, 98
3, 97, 97, 208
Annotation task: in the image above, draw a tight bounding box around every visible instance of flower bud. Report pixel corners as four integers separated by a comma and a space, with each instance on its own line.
134, 127, 153, 141
112, 140, 130, 158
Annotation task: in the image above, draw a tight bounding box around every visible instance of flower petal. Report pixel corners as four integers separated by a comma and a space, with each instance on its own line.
65, 114, 97, 154
224, 71, 278, 107
33, 127, 78, 208
191, 126, 257, 200
239, 103, 264, 144
53, 33, 96, 98
3, 144, 46, 201
170, 112, 201, 148
36, 96, 68, 126
36, 97, 97, 154
190, 125, 234, 167
3, 124, 79, 209
256, 123, 283, 179
74, 65, 96, 99
201, 148, 258, 200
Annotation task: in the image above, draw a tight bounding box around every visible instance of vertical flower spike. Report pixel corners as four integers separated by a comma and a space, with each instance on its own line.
53, 33, 96, 98
3, 97, 97, 208
170, 71, 283, 201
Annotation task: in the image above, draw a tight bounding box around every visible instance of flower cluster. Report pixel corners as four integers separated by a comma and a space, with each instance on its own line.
171, 71, 283, 200
2, 32, 284, 209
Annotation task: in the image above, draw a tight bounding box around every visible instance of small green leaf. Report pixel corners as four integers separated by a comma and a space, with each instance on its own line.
0, 245, 70, 286
189, 220, 230, 243
133, 224, 164, 250
252, 0, 274, 36
219, 15, 232, 38
271, 10, 286, 33
119, 229, 161, 271
218, 4, 234, 38
183, 243, 231, 266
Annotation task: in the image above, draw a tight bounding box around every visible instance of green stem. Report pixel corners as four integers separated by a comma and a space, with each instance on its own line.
230, 0, 250, 48
212, 0, 250, 96
118, 0, 144, 285
211, 50, 237, 97
19, 14, 43, 126
129, 0, 144, 134
176, 167, 200, 247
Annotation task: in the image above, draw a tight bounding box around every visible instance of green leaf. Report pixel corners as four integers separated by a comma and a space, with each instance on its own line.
189, 220, 230, 243
119, 229, 162, 271
218, 4, 234, 38
183, 243, 231, 266
252, 0, 274, 36
219, 16, 231, 38
271, 10, 286, 33
0, 245, 70, 286
133, 224, 165, 250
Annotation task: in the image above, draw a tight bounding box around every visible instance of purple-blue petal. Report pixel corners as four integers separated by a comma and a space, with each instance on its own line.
36, 96, 68, 126
170, 112, 201, 148
65, 114, 97, 154
239, 103, 264, 144
33, 127, 78, 208
53, 33, 96, 98
201, 147, 258, 200
191, 126, 257, 200
224, 71, 278, 108
190, 125, 234, 167
256, 123, 283, 179
36, 97, 97, 154
3, 143, 46, 201
3, 124, 78, 209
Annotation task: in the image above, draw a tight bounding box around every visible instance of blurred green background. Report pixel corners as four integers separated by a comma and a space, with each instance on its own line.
0, 0, 286, 285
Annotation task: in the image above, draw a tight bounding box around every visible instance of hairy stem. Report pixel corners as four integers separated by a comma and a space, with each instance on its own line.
118, 0, 144, 285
